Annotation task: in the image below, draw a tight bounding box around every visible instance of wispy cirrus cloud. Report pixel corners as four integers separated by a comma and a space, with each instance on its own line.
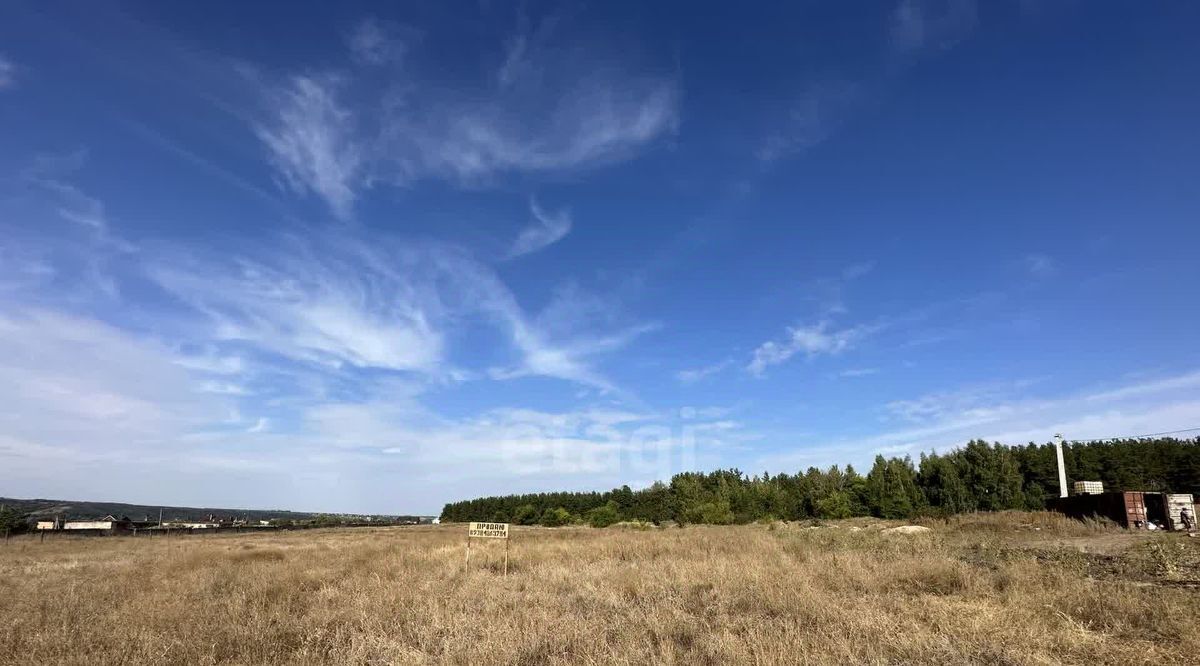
0, 245, 55, 295
375, 50, 678, 185
0, 306, 719, 512
172, 350, 245, 376
144, 228, 647, 392
836, 367, 880, 378
890, 0, 979, 55
346, 18, 417, 66
147, 238, 446, 374
884, 378, 1046, 424
0, 310, 229, 466
1024, 253, 1056, 278
489, 316, 657, 393
0, 55, 15, 90
253, 15, 679, 218
8, 152, 136, 300
875, 371, 1200, 453
728, 262, 882, 377
255, 75, 362, 221
677, 359, 734, 384
506, 198, 572, 259
754, 369, 1200, 473
756, 81, 862, 163
0, 170, 660, 509
24, 152, 112, 234
748, 320, 873, 376
756, 0, 978, 163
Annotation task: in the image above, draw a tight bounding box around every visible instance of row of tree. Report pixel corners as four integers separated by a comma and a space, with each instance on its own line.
439, 437, 1200, 525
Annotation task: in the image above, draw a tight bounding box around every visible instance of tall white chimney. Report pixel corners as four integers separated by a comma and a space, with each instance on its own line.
1054, 433, 1068, 498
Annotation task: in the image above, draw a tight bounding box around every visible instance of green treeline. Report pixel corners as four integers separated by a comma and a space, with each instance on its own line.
440, 437, 1200, 526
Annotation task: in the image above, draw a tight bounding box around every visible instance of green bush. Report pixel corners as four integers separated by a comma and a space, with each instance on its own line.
513, 504, 540, 525
816, 492, 853, 519
587, 502, 620, 528
682, 500, 734, 525
540, 507, 573, 527
611, 520, 654, 530
0, 506, 26, 535
310, 514, 341, 528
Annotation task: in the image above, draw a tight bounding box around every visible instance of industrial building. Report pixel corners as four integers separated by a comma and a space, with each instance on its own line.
1047, 491, 1194, 530
1045, 435, 1196, 530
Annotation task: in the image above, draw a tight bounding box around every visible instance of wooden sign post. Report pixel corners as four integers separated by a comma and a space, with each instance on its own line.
466, 522, 510, 575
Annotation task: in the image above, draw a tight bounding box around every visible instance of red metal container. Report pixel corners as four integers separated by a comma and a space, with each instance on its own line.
1047, 491, 1154, 528
1117, 491, 1146, 528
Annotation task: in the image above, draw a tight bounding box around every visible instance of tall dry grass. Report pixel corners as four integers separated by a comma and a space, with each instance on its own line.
1, 513, 1197, 665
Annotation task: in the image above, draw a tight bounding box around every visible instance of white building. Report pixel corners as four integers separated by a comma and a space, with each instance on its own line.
62, 515, 131, 532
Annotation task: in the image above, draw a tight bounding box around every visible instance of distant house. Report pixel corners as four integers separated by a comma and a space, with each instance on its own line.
162, 521, 221, 530
62, 515, 132, 534
35, 516, 63, 530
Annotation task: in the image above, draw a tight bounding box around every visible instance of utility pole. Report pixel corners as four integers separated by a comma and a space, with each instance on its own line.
1054, 433, 1068, 498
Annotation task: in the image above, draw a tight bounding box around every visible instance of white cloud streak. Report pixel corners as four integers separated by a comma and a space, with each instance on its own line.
253, 18, 679, 218
144, 230, 646, 392
837, 367, 880, 378
149, 240, 445, 374
1024, 253, 1056, 278
748, 320, 870, 376
347, 18, 415, 66
0, 307, 700, 512
507, 198, 572, 258
0, 55, 14, 89
9, 153, 137, 301
871, 372, 1200, 456
756, 81, 861, 163
757, 0, 978, 163
173, 351, 246, 376
677, 359, 733, 384
384, 80, 678, 184
255, 75, 362, 220
0, 310, 227, 458
23, 152, 131, 247
891, 0, 979, 54
754, 370, 1200, 473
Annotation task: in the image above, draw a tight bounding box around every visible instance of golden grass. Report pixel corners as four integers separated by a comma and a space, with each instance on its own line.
1, 512, 1198, 665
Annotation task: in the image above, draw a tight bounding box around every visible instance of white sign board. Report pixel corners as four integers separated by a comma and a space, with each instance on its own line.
468, 522, 509, 539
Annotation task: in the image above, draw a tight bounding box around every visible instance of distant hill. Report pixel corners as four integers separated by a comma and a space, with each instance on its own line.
0, 497, 423, 523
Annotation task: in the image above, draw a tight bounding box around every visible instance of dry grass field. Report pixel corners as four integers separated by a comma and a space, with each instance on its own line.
2, 512, 1199, 665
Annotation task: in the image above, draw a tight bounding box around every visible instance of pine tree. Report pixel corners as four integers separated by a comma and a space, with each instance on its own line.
437, 437, 1200, 525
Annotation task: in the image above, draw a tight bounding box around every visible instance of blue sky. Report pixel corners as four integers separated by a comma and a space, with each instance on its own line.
2, 1, 1198, 514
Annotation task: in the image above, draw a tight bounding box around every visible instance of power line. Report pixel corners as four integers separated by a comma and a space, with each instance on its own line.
1064, 426, 1200, 444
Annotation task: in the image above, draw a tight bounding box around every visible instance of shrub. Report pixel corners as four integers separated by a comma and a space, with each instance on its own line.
0, 506, 26, 535
816, 492, 853, 520
540, 507, 573, 527
310, 514, 341, 528
587, 503, 621, 528
513, 504, 540, 525
681, 500, 734, 525
611, 520, 654, 530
